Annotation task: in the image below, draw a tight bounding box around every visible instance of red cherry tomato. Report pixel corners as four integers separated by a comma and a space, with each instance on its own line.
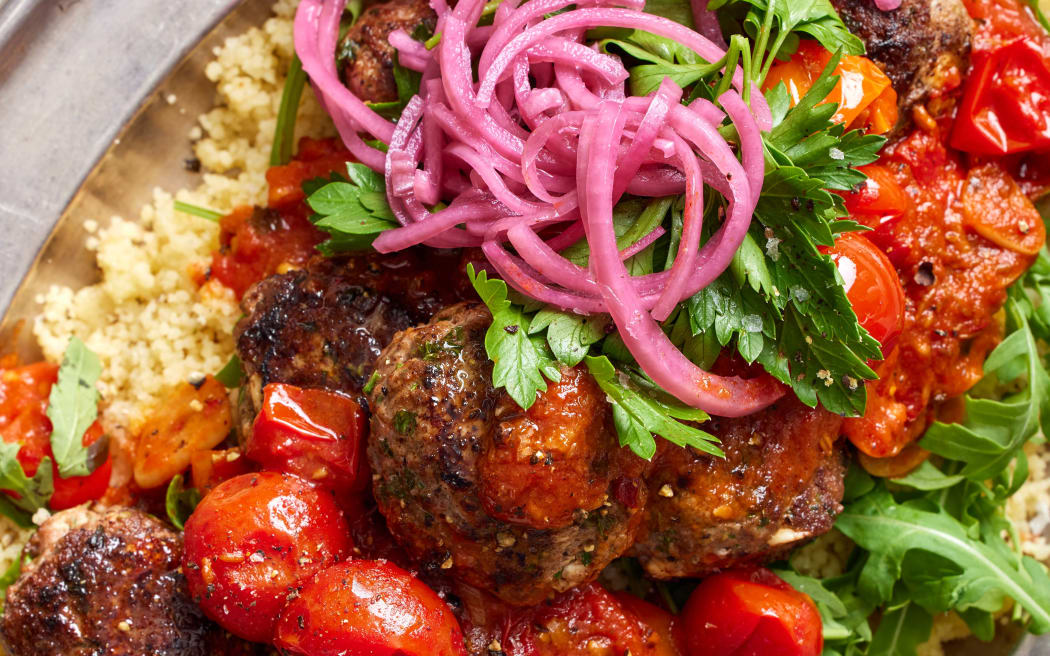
274, 559, 468, 656
613, 592, 681, 656
764, 40, 898, 134
190, 448, 255, 496
675, 568, 823, 656
822, 233, 905, 355
248, 383, 369, 494
182, 472, 353, 643
0, 361, 110, 510
836, 165, 910, 254
49, 422, 111, 510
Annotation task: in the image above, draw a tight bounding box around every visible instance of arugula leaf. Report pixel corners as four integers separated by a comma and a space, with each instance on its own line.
836, 486, 1050, 633
305, 163, 398, 254
270, 54, 307, 166
866, 602, 933, 656
47, 337, 102, 478
467, 264, 560, 409
584, 356, 721, 460
921, 296, 1050, 480
165, 474, 201, 531
0, 442, 53, 520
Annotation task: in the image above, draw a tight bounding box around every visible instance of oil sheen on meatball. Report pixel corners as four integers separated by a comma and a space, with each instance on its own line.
630, 396, 847, 579
367, 303, 649, 606
1, 507, 248, 656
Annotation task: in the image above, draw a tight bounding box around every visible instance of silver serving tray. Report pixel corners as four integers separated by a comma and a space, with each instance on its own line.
0, 1, 1045, 653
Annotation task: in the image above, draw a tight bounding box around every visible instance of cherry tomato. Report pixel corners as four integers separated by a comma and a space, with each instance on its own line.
822, 233, 905, 354
836, 165, 911, 253
248, 383, 369, 494
190, 448, 255, 496
675, 568, 822, 656
952, 0, 1050, 155
182, 472, 353, 643
1, 361, 111, 509
613, 592, 681, 656
49, 422, 111, 510
274, 559, 468, 656
764, 40, 898, 134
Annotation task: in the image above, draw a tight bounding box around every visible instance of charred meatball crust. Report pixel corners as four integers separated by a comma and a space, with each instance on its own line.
341, 0, 437, 103
831, 0, 972, 130
367, 303, 648, 606
630, 396, 847, 579
1, 507, 232, 656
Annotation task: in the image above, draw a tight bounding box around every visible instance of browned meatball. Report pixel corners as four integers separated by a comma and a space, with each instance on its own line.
630, 396, 847, 579
831, 0, 972, 130
367, 303, 649, 606
1, 507, 259, 656
341, 0, 437, 102
234, 251, 471, 435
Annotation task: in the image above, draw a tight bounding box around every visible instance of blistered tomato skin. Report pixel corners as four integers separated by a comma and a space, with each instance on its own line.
274, 559, 468, 656
822, 232, 906, 355
182, 472, 353, 643
676, 568, 822, 656
248, 383, 369, 494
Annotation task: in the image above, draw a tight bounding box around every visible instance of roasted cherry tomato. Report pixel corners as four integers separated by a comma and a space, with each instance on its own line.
822, 233, 905, 354
248, 383, 369, 494
48, 422, 111, 510
836, 164, 911, 254
764, 40, 898, 134
675, 568, 822, 656
133, 375, 232, 490
613, 592, 681, 656
0, 360, 110, 509
182, 471, 353, 643
190, 448, 255, 496
274, 559, 468, 656
952, 0, 1050, 155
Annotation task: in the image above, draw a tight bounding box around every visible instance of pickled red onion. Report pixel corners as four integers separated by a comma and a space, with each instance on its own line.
294, 0, 785, 415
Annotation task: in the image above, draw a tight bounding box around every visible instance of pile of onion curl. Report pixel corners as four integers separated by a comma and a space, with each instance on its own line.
294, 0, 788, 417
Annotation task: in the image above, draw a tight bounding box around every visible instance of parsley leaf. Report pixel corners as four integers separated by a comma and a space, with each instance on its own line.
306, 162, 398, 254
711, 0, 863, 83
467, 264, 560, 409
529, 310, 608, 367
584, 355, 721, 460
47, 337, 103, 478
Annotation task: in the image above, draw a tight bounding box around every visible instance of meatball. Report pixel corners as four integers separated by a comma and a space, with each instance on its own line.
831, 0, 972, 128
341, 0, 437, 103
367, 303, 649, 606
630, 397, 847, 579
234, 251, 469, 437
1, 507, 255, 656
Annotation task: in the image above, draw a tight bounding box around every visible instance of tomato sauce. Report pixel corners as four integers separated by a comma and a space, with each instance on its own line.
843, 126, 1044, 458
209, 138, 355, 298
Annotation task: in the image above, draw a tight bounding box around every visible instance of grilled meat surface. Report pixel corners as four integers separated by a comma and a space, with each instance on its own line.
234, 251, 470, 436
831, 0, 972, 129
630, 396, 847, 579
341, 0, 437, 103
367, 303, 649, 606
1, 507, 258, 656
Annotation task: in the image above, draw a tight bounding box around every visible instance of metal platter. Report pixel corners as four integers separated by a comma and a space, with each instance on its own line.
0, 1, 1045, 653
